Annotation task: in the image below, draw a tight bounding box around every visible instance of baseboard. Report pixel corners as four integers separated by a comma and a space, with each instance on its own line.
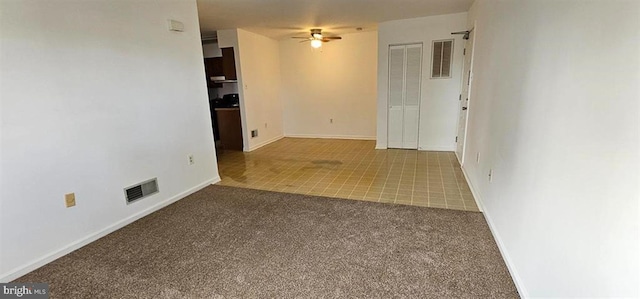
418, 146, 456, 151
0, 176, 221, 282
246, 134, 284, 152
285, 134, 376, 141
460, 166, 528, 298
373, 145, 456, 151
460, 165, 483, 212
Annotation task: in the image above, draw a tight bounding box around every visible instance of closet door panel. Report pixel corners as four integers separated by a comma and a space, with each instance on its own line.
388, 46, 406, 149
403, 45, 422, 148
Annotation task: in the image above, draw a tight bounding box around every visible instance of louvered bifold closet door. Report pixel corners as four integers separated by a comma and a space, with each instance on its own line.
388, 43, 422, 149
402, 44, 422, 149
388, 45, 406, 149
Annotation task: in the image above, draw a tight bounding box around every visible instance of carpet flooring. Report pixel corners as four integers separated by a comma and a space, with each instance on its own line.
17, 185, 518, 298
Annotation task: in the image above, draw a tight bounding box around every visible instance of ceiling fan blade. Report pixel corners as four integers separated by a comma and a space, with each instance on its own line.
292, 37, 310, 39
299, 40, 310, 43
323, 36, 342, 40
321, 38, 341, 42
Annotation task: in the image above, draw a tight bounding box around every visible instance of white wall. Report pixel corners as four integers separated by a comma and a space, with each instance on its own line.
377, 13, 467, 150
280, 31, 378, 140
218, 29, 284, 151
464, 0, 639, 297
202, 42, 222, 57
0, 0, 218, 281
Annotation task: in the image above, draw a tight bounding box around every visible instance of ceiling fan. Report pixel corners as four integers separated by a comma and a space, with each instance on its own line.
292, 29, 342, 48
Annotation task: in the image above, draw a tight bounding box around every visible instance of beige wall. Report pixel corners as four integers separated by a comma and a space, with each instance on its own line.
218, 29, 284, 150
237, 29, 284, 150
280, 31, 378, 139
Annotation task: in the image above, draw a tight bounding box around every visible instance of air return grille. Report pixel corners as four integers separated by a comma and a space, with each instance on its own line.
431, 39, 453, 78
124, 178, 158, 204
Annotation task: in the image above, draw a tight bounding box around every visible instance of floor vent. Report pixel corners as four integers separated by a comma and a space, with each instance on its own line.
124, 178, 158, 204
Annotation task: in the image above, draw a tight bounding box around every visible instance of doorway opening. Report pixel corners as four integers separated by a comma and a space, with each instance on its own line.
202, 34, 243, 157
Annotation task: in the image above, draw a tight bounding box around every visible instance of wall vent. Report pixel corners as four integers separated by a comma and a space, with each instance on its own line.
431, 39, 453, 78
124, 178, 158, 204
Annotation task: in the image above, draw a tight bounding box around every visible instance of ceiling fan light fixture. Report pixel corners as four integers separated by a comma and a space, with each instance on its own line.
293, 29, 339, 48
310, 39, 322, 48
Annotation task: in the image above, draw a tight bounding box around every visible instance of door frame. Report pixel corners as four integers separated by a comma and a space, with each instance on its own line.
386, 42, 423, 150
455, 25, 476, 165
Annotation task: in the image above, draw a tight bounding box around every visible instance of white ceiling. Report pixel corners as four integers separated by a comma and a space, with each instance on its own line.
197, 0, 473, 40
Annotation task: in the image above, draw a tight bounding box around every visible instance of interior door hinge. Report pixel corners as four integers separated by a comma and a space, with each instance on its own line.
463, 48, 466, 55
455, 136, 458, 142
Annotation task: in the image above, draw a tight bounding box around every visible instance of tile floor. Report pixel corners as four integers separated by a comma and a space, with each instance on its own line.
216, 138, 479, 212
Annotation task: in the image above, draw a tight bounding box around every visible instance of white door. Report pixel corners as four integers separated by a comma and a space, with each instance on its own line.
388, 44, 423, 149
455, 30, 475, 163
388, 46, 405, 149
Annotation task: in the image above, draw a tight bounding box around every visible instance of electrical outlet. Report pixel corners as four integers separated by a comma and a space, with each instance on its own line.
488, 169, 493, 182
251, 129, 258, 138
329, 118, 333, 124
264, 123, 268, 128
188, 154, 194, 165
65, 193, 76, 208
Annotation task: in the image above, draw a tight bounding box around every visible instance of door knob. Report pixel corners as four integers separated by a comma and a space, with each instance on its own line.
462, 107, 468, 110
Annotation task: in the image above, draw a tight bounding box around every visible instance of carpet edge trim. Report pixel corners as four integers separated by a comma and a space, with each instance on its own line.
284, 134, 376, 141
0, 176, 221, 282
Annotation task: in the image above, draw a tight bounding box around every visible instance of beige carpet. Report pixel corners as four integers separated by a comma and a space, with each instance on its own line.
17, 185, 518, 298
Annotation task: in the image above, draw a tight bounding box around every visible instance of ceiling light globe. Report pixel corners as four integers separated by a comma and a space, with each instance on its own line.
310, 39, 322, 48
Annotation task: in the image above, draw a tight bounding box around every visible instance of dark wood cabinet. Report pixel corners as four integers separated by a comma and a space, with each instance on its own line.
221, 47, 237, 80
203, 57, 222, 88
203, 47, 237, 88
211, 57, 223, 76
216, 108, 243, 151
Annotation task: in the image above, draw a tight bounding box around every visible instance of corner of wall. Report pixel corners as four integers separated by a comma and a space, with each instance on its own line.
246, 134, 284, 152
461, 166, 528, 297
